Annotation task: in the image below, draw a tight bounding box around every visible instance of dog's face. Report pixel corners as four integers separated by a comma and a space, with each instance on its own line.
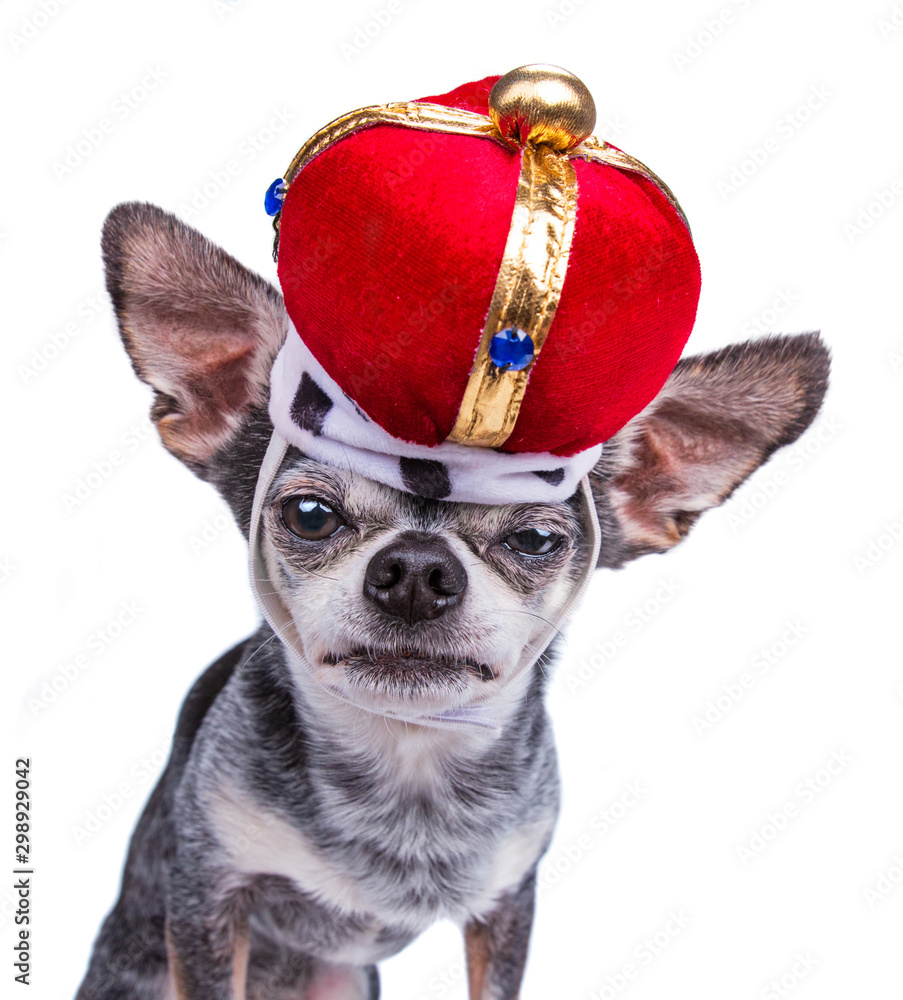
101, 203, 829, 718
260, 451, 586, 714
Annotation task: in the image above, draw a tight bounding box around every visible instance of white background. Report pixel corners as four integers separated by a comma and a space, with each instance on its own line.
3, 0, 902, 998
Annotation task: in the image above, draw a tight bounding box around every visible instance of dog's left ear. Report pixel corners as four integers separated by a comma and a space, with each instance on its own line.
102, 202, 287, 472
593, 332, 830, 567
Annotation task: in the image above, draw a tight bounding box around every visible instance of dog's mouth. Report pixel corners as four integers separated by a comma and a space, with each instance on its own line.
323, 647, 496, 684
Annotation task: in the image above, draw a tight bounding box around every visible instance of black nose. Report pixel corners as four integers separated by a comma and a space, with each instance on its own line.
363, 533, 468, 625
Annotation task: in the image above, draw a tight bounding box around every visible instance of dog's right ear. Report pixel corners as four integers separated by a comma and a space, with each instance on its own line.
591, 332, 830, 567
102, 202, 287, 472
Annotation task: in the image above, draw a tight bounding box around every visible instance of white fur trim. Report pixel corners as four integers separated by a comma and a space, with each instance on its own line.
268, 323, 602, 505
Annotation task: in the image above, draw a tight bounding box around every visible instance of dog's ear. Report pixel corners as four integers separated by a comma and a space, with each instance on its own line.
592, 333, 830, 567
101, 202, 287, 471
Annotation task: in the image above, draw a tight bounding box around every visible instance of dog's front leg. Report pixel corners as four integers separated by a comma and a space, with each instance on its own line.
464, 870, 536, 1000
165, 903, 249, 1000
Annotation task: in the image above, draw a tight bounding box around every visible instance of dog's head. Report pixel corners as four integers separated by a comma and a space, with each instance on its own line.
102, 203, 829, 721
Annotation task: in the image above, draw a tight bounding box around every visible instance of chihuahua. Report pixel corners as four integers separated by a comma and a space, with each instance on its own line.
76, 202, 829, 1000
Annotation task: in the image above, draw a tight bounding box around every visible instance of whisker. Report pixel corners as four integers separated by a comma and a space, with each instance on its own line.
481, 606, 570, 648
240, 629, 281, 668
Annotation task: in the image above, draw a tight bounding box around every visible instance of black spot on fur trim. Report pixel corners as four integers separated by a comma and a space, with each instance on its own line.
533, 468, 565, 486
399, 458, 451, 499
290, 373, 333, 435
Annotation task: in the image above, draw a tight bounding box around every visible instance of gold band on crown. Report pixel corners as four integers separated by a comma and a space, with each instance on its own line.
573, 136, 690, 230
445, 144, 578, 447
272, 102, 499, 258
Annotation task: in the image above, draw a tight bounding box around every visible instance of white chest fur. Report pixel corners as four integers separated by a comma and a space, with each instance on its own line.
209, 777, 550, 945
211, 784, 373, 916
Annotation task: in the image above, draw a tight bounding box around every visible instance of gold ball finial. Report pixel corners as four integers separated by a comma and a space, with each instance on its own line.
488, 64, 596, 152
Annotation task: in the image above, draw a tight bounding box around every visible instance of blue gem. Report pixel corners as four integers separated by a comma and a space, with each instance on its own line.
264, 177, 286, 216
489, 327, 535, 371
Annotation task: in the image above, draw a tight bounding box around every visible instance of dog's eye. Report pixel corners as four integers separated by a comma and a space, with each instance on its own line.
281, 498, 344, 540
503, 528, 562, 556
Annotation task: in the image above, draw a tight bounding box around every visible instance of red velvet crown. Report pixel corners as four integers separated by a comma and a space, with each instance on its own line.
275, 73, 700, 459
